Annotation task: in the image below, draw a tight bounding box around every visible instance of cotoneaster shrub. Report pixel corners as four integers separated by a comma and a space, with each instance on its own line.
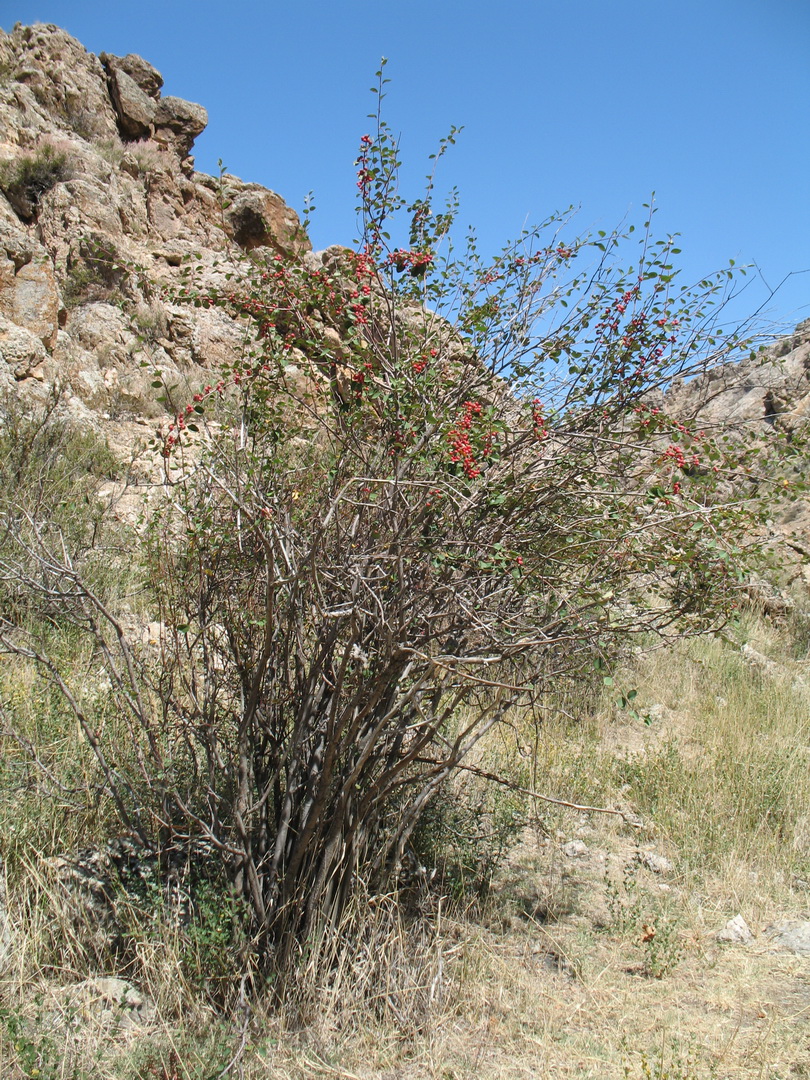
0, 65, 800, 984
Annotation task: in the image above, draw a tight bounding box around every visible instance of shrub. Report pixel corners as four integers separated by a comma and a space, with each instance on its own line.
94, 137, 125, 168
0, 391, 118, 558
0, 66, 796, 986
62, 236, 127, 308
131, 299, 168, 343
0, 143, 73, 220
410, 766, 529, 900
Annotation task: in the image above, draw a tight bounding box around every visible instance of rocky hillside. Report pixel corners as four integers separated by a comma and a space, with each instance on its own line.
0, 21, 808, 544
663, 320, 810, 560
666, 319, 810, 436
0, 22, 308, 455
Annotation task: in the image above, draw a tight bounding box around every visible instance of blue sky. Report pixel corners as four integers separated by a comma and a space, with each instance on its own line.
4, 0, 810, 332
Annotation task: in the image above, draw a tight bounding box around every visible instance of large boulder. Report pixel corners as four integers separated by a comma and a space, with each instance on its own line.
154, 96, 208, 157
226, 185, 310, 254
0, 314, 48, 379
100, 51, 163, 99
0, 251, 60, 349
105, 64, 156, 140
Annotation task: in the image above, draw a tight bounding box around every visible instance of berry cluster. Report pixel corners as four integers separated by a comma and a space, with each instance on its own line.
531, 399, 548, 442
388, 248, 434, 278
448, 400, 485, 479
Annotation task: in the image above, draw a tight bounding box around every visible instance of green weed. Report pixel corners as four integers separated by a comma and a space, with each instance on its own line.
0, 144, 73, 220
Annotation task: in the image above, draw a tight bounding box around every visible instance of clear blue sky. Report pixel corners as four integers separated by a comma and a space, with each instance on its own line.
5, 0, 810, 332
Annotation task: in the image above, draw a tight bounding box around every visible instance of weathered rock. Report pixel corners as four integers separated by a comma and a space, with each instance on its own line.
663, 318, 810, 548
636, 850, 673, 875
562, 839, 588, 858
740, 642, 778, 676
58, 301, 177, 416
101, 51, 163, 99
72, 976, 155, 1030
0, 203, 35, 267
716, 914, 754, 944
666, 320, 810, 431
743, 578, 795, 617
765, 920, 810, 955
226, 185, 309, 254
0, 252, 60, 349
154, 95, 208, 156
0, 24, 119, 142
105, 64, 156, 140
187, 305, 246, 368
37, 178, 127, 277
0, 313, 48, 378
142, 621, 166, 646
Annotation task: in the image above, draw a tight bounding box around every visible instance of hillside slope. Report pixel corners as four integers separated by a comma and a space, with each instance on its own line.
0, 22, 307, 454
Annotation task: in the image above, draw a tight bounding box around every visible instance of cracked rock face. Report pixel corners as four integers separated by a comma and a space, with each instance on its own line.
105, 63, 157, 140
153, 95, 209, 156
100, 45, 205, 152
665, 319, 810, 433
0, 250, 59, 348
100, 51, 164, 99
0, 21, 309, 438
662, 318, 810, 549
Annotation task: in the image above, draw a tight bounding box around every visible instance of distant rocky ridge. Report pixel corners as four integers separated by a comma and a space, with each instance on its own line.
665, 319, 810, 436
661, 320, 810, 559
0, 22, 808, 554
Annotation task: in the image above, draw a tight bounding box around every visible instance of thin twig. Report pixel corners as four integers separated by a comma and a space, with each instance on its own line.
454, 761, 645, 828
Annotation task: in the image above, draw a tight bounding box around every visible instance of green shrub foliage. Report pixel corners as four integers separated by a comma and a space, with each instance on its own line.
0, 143, 73, 219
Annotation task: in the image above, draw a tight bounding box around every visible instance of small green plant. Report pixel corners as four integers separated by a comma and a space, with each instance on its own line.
0, 1005, 88, 1080
105, 849, 251, 1005
410, 770, 528, 899
640, 913, 683, 980
62, 237, 127, 308
604, 865, 683, 978
0, 144, 73, 220
123, 1027, 233, 1080
184, 882, 248, 983
622, 1036, 718, 1080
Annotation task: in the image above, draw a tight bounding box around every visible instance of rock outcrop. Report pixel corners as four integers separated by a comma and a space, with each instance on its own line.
662, 319, 810, 555
666, 319, 810, 436
0, 22, 309, 452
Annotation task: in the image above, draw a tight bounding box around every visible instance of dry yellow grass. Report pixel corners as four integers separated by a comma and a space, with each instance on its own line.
2, 610, 810, 1078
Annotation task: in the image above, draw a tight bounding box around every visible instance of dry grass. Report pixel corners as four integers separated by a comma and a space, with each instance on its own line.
2, 610, 810, 1078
